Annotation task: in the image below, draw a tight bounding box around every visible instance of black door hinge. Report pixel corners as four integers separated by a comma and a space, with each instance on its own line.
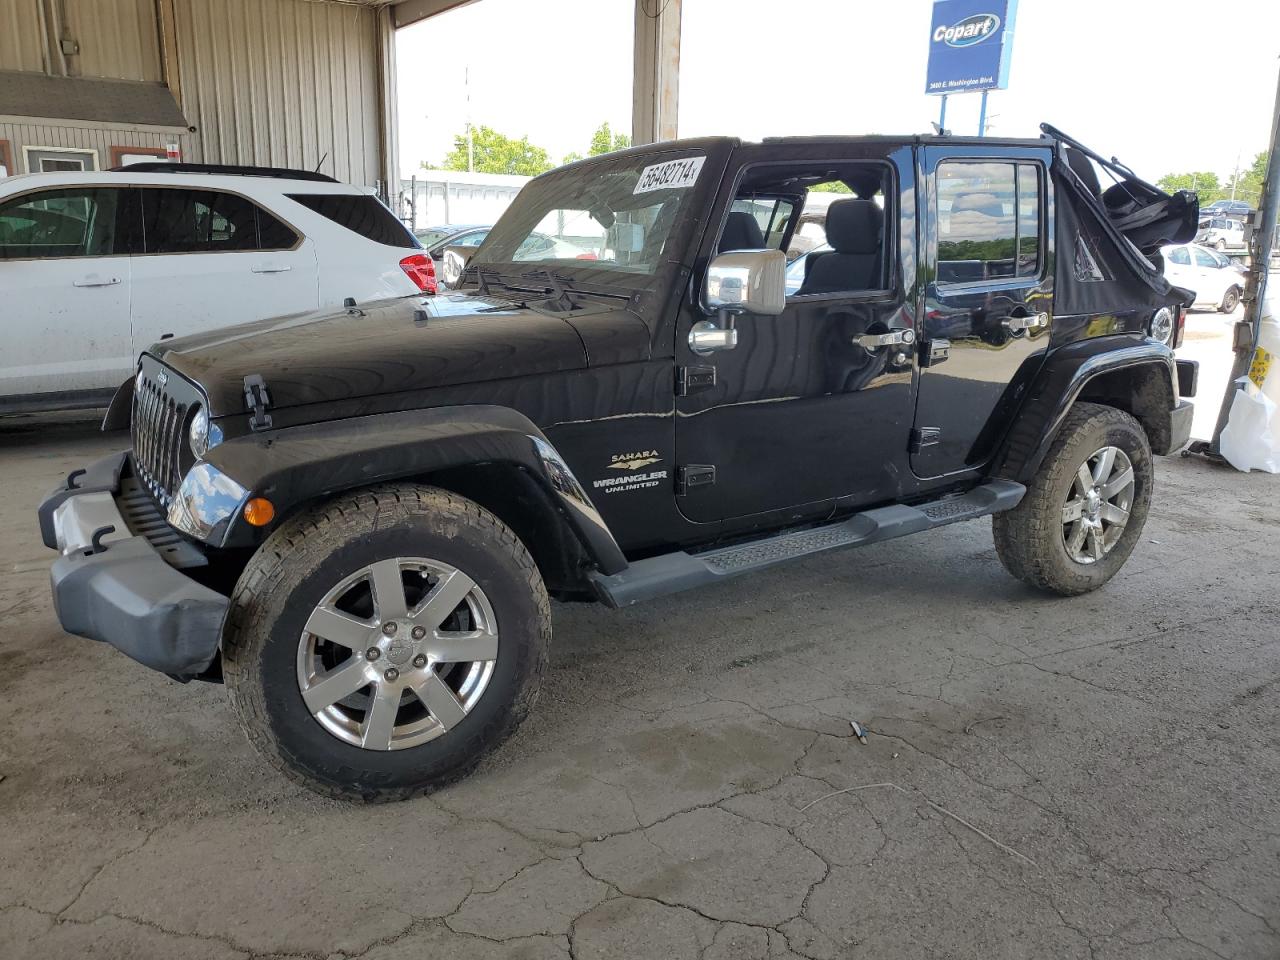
243, 374, 273, 431
676, 464, 716, 495
909, 427, 941, 454
675, 365, 716, 396
921, 338, 950, 367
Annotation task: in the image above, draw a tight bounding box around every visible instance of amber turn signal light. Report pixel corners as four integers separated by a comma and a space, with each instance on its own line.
243, 497, 275, 527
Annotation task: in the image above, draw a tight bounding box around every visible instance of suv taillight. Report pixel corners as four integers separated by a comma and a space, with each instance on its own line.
400, 253, 437, 294
1173, 305, 1187, 349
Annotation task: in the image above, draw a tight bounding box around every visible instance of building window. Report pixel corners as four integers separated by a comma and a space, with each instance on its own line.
110, 145, 169, 169
24, 147, 99, 173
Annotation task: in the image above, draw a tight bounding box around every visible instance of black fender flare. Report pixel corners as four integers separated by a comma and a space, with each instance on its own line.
200, 405, 628, 575
993, 336, 1178, 483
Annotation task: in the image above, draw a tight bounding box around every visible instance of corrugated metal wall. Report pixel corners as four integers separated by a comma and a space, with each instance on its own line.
173, 0, 383, 187
62, 0, 163, 82
0, 1, 48, 73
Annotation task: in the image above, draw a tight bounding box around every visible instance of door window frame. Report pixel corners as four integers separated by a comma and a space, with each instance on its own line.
933, 158, 1047, 292
704, 157, 900, 308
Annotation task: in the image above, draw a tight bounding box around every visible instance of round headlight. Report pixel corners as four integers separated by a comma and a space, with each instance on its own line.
189, 407, 222, 459
1151, 307, 1174, 345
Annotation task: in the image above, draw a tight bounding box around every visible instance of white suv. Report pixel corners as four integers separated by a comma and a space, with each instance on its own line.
0, 164, 435, 413
1195, 217, 1246, 252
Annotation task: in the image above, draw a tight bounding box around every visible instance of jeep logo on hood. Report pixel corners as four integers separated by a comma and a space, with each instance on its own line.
934, 13, 1000, 47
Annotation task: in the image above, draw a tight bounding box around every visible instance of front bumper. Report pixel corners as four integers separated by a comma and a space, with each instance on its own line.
40, 453, 227, 677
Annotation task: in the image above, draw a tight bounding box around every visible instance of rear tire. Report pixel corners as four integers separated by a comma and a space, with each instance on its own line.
993, 403, 1152, 596
221, 484, 550, 802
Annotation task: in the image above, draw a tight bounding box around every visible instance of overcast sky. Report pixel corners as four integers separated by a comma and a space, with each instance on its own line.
397, 0, 1277, 184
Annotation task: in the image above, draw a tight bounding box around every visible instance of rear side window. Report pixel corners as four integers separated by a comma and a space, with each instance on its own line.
0, 187, 130, 259
288, 193, 417, 248
1193, 247, 1219, 268
936, 161, 1042, 283
140, 189, 299, 253
1168, 247, 1191, 265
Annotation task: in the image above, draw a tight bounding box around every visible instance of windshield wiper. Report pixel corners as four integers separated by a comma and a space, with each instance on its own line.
520, 269, 577, 311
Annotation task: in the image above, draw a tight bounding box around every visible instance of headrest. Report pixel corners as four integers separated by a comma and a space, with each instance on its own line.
824, 199, 882, 255
718, 210, 766, 253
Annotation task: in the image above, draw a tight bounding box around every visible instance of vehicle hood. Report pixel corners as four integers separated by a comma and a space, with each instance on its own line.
154, 293, 622, 417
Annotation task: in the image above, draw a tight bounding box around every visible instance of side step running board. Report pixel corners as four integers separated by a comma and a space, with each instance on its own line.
589, 480, 1025, 608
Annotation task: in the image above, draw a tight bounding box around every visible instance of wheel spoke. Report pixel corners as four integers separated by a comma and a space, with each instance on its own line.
430, 629, 498, 663
1061, 499, 1084, 524
304, 606, 372, 650
369, 558, 409, 621
1068, 521, 1088, 556
302, 658, 371, 714
1092, 447, 1117, 485
1102, 467, 1134, 500
1076, 463, 1094, 493
411, 672, 467, 730
414, 569, 476, 630
1101, 502, 1130, 526
1088, 527, 1104, 560
361, 684, 401, 750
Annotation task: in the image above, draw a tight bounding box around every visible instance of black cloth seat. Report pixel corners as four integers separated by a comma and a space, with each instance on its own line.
797, 199, 883, 296
718, 210, 766, 253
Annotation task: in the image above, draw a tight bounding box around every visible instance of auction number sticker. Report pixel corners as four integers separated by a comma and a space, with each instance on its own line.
1250, 346, 1273, 389
634, 156, 705, 194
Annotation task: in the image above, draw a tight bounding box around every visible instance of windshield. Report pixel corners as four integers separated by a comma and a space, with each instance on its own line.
472, 152, 707, 282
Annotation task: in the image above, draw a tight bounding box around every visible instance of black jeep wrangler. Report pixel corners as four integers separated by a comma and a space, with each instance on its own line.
40, 125, 1198, 801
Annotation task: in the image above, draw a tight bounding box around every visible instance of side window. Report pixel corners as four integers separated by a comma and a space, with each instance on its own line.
1168, 247, 1191, 266
257, 207, 299, 250
0, 187, 126, 259
142, 189, 261, 253
455, 230, 488, 247
936, 161, 1042, 284
287, 193, 418, 249
1193, 246, 1219, 268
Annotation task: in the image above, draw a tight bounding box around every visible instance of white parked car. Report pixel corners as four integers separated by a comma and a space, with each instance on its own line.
0, 164, 434, 413
1162, 242, 1246, 321
1195, 217, 1246, 251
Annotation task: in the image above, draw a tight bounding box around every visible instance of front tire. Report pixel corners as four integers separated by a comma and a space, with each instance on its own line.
222, 484, 550, 801
993, 403, 1152, 596
1220, 286, 1240, 313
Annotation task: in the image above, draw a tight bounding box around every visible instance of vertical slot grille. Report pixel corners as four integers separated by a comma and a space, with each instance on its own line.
131, 374, 188, 506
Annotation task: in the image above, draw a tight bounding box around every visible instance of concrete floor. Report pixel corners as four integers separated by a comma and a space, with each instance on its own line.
2, 320, 1278, 959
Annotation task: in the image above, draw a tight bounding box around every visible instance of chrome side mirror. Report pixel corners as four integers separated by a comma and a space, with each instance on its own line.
441, 245, 475, 288
704, 249, 786, 316
691, 249, 786, 355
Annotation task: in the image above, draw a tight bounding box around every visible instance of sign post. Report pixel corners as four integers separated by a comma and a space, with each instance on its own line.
925, 0, 1017, 135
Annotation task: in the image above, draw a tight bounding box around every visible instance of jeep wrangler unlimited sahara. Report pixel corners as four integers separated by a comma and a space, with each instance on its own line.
40, 125, 1198, 801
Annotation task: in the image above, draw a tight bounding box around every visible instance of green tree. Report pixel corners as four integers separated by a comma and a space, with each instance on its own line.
1224, 151, 1268, 207
588, 122, 631, 156
433, 125, 554, 177
810, 181, 852, 194
1157, 171, 1223, 205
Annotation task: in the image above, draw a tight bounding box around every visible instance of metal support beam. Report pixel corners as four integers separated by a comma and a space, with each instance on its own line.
391, 0, 477, 30
632, 0, 681, 146
376, 5, 401, 207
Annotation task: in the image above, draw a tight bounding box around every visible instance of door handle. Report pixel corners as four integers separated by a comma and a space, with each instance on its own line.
853, 328, 915, 352
72, 275, 121, 287
1003, 312, 1049, 332
251, 263, 291, 274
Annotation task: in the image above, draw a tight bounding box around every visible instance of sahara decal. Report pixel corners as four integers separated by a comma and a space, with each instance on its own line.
608, 450, 662, 471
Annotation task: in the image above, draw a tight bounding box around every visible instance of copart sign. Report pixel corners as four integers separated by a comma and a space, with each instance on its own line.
925, 0, 1017, 95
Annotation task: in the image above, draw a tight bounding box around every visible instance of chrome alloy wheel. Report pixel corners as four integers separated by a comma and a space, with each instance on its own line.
1061, 446, 1135, 564
296, 558, 498, 751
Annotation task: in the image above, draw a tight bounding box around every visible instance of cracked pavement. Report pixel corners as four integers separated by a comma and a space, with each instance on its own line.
2, 402, 1278, 959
